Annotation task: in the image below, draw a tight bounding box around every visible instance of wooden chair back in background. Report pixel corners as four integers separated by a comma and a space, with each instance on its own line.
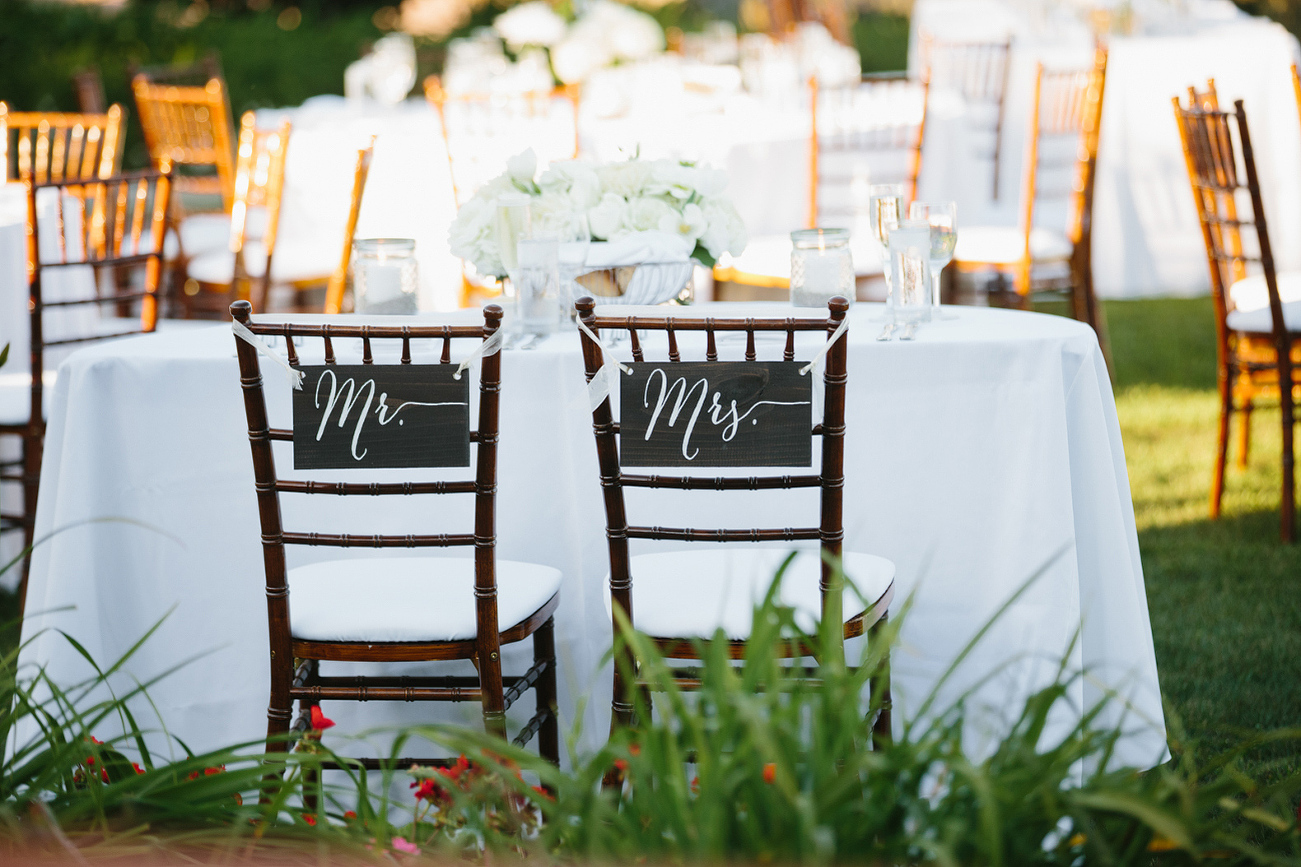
324, 140, 376, 314
71, 68, 108, 115
180, 113, 291, 316
132, 75, 237, 212
1173, 88, 1298, 542
0, 104, 124, 183
229, 301, 560, 769
1, 169, 171, 612
129, 51, 224, 89
919, 33, 1012, 200
809, 72, 928, 228
574, 296, 894, 756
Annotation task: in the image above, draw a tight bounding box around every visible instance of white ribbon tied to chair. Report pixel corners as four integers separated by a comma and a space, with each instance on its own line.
575, 316, 631, 413
453, 327, 505, 380
232, 319, 304, 391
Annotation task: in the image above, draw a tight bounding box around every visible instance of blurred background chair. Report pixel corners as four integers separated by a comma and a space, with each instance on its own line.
1174, 83, 1301, 542
713, 72, 927, 298
0, 104, 124, 182
0, 168, 170, 611
951, 48, 1110, 357
919, 33, 1012, 201
71, 67, 108, 115
425, 76, 580, 306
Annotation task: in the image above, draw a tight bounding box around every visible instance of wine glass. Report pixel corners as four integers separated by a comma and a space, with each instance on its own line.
908, 201, 958, 320
533, 210, 591, 314
495, 193, 531, 312
868, 183, 904, 316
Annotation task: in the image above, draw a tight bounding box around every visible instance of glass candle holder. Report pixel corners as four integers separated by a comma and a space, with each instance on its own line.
790, 228, 854, 308
888, 220, 933, 323
352, 238, 418, 314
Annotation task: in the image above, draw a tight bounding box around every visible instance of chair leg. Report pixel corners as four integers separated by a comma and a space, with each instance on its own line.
16, 428, 42, 618
1281, 378, 1296, 544
533, 617, 560, 765
1211, 367, 1233, 519
303, 660, 321, 811
1237, 397, 1254, 470
870, 616, 892, 751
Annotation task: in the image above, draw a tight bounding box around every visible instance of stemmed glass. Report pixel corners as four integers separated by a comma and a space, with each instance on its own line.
533, 210, 591, 315
908, 201, 957, 320
868, 183, 904, 317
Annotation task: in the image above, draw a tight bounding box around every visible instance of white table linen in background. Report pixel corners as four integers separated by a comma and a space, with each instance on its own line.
18, 304, 1166, 771
909, 0, 1301, 298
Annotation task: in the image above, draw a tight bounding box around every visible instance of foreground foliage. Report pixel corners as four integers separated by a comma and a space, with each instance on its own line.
3, 546, 1301, 864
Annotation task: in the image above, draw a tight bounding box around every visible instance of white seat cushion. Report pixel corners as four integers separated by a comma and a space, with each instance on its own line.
1226, 271, 1301, 332
608, 548, 894, 641
187, 240, 335, 287
287, 557, 561, 643
0, 371, 56, 425
721, 232, 884, 283
953, 225, 1073, 265
178, 213, 233, 257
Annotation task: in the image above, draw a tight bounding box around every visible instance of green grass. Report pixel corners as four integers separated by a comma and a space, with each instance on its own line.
1105, 297, 1301, 782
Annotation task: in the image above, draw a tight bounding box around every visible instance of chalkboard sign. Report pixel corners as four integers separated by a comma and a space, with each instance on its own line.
620, 361, 813, 467
292, 365, 471, 470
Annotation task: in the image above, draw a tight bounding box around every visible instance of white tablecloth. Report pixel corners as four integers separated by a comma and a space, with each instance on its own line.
17, 303, 1166, 769
910, 0, 1301, 297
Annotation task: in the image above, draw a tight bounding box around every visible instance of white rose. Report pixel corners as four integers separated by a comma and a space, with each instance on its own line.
627, 196, 677, 232
597, 159, 653, 198
646, 160, 728, 201
698, 196, 748, 259
588, 192, 631, 240
586, 0, 664, 61
550, 32, 613, 84
538, 160, 601, 210
448, 192, 504, 276
492, 1, 568, 50
507, 148, 538, 188
658, 202, 708, 244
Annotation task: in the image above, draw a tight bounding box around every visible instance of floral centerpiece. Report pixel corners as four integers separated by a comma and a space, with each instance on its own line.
448, 149, 749, 281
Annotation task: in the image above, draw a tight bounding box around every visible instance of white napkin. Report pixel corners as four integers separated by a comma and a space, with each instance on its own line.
585, 230, 693, 267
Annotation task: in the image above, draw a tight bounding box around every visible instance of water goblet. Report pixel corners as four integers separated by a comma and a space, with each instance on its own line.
909, 200, 957, 320
868, 183, 904, 315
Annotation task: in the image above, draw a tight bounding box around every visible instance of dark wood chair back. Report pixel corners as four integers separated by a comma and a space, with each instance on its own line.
810, 72, 928, 226
1173, 92, 1295, 540
71, 67, 107, 115
575, 296, 851, 650
7, 169, 171, 613
228, 303, 513, 732
919, 34, 1013, 199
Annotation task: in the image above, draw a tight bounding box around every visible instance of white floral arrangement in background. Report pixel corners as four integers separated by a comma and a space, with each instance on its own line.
449, 149, 749, 277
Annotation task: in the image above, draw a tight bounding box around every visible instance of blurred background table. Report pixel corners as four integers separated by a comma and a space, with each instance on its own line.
19, 303, 1165, 771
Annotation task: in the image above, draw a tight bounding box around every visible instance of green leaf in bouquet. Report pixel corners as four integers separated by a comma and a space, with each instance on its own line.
0, 343, 8, 369
691, 243, 716, 269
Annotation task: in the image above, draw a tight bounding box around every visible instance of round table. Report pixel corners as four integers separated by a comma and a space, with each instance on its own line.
17, 303, 1167, 770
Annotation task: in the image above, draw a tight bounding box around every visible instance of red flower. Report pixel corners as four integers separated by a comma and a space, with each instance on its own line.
85, 757, 95, 766
302, 813, 317, 826
532, 784, 554, 801
99, 768, 109, 783
628, 744, 641, 756
690, 775, 699, 794
310, 706, 335, 731
133, 763, 145, 775
613, 758, 628, 772
763, 763, 777, 784
343, 810, 357, 820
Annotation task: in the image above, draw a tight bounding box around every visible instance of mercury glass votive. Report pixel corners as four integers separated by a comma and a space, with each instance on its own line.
790, 228, 854, 308
353, 238, 419, 314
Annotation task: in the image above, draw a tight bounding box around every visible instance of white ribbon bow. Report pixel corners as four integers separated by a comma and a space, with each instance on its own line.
232, 320, 304, 391
575, 317, 632, 413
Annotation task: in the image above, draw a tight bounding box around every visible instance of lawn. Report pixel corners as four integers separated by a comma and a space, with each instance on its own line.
3, 297, 1298, 776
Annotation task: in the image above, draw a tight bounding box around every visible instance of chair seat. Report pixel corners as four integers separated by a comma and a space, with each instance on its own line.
288, 557, 562, 643
187, 240, 334, 288
719, 232, 884, 284
1227, 271, 1301, 333
607, 548, 894, 641
0, 371, 56, 425
953, 225, 1073, 265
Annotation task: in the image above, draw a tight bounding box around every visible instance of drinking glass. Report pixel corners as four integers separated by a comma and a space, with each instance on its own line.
888, 219, 933, 323
909, 200, 957, 319
868, 183, 904, 314
533, 210, 590, 315
353, 238, 418, 314
514, 238, 564, 336
495, 193, 531, 308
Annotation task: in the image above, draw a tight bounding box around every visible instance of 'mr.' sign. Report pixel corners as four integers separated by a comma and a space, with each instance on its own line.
619, 361, 813, 467
292, 365, 470, 469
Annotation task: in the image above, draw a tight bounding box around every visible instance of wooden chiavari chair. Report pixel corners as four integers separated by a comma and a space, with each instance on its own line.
714, 73, 928, 296
324, 143, 376, 315
0, 169, 171, 611
229, 301, 560, 769
919, 33, 1013, 201
129, 51, 224, 89
1173, 86, 1301, 542
181, 113, 291, 317
424, 76, 580, 306
1292, 64, 1301, 129
574, 296, 895, 754
951, 48, 1110, 352
132, 74, 238, 280
0, 103, 124, 182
